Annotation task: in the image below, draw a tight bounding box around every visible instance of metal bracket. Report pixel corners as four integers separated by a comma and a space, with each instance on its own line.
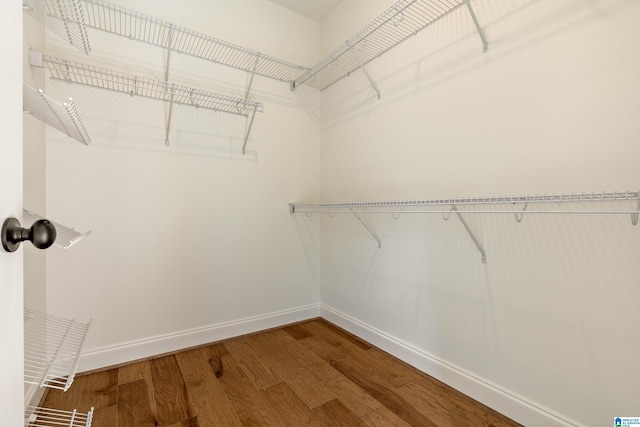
349, 208, 381, 248
346, 41, 381, 100
464, 0, 489, 53
165, 84, 175, 145
515, 203, 528, 223
632, 196, 639, 226
241, 55, 260, 155
164, 24, 174, 82
451, 205, 487, 263
242, 107, 258, 155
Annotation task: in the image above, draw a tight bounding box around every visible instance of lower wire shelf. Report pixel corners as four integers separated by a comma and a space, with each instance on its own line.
25, 406, 94, 427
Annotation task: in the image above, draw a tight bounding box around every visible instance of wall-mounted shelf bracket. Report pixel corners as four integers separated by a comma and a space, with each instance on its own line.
165, 84, 175, 145
449, 205, 486, 263
464, 0, 489, 53
632, 196, 639, 226
346, 41, 381, 99
349, 208, 382, 248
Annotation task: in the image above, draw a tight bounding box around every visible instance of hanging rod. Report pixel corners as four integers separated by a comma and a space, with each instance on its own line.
24, 308, 91, 392
23, 83, 91, 145
291, 0, 487, 92
23, 0, 91, 54
25, 406, 94, 427
79, 0, 311, 83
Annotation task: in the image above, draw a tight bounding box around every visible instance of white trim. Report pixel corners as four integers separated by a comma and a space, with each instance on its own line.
78, 304, 320, 372
319, 304, 585, 427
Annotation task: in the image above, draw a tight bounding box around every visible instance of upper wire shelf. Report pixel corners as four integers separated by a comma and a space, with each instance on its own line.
24, 308, 91, 392
25, 406, 94, 427
23, 84, 91, 145
291, 0, 486, 92
81, 0, 311, 83
23, 0, 91, 55
41, 55, 264, 117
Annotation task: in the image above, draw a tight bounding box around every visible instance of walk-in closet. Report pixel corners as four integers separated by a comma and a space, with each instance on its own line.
2, 0, 639, 426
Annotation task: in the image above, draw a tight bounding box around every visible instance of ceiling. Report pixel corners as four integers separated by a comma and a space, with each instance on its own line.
267, 0, 344, 22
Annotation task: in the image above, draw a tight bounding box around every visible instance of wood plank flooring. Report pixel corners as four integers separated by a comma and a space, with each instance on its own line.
40, 319, 522, 427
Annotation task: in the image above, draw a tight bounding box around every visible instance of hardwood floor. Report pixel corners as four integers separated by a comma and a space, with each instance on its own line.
40, 319, 522, 427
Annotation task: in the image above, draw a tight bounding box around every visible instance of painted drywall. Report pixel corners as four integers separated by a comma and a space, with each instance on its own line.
317, 0, 640, 426
43, 0, 322, 366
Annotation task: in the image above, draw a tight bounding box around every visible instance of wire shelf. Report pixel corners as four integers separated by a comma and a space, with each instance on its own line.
23, 84, 91, 145
290, 190, 640, 214
24, 308, 91, 392
25, 406, 94, 427
80, 0, 311, 83
292, 0, 473, 91
23, 0, 91, 54
42, 55, 264, 117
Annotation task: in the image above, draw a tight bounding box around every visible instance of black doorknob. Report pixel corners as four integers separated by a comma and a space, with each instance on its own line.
1, 217, 57, 252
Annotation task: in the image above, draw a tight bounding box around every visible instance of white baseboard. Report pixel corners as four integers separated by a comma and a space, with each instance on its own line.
78, 304, 321, 373
319, 304, 585, 427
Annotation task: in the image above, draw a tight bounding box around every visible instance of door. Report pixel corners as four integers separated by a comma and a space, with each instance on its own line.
1, 1, 24, 425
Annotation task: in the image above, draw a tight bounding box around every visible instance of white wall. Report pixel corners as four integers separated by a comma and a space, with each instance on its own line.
317, 0, 640, 426
43, 0, 322, 369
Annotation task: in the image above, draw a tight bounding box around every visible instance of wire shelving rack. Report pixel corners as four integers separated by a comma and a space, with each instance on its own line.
290, 0, 488, 95
290, 190, 640, 263
23, 84, 91, 145
24, 308, 91, 392
23, 0, 91, 54
25, 406, 94, 427
39, 54, 264, 150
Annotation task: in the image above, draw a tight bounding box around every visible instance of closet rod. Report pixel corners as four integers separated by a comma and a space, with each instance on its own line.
23, 0, 92, 54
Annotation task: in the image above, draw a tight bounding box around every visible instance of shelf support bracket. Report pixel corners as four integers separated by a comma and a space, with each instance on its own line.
165, 84, 175, 145
464, 0, 489, 53
346, 41, 381, 99
632, 196, 639, 226
164, 24, 175, 82
245, 55, 260, 101
241, 56, 260, 155
451, 205, 486, 263
349, 208, 382, 248
242, 106, 258, 155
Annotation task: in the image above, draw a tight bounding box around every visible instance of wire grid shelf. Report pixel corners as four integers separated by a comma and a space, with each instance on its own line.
25, 406, 94, 427
24, 308, 91, 392
42, 55, 264, 117
80, 0, 311, 83
23, 0, 91, 54
290, 191, 640, 215
23, 84, 91, 145
292, 0, 468, 91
